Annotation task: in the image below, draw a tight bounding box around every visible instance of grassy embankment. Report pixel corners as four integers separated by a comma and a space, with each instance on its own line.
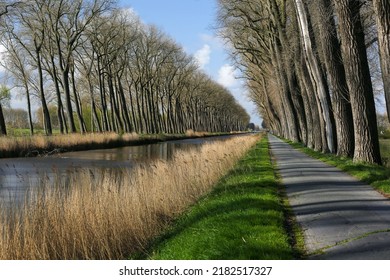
0, 130, 223, 158
0, 134, 259, 259
142, 136, 298, 260
287, 141, 390, 196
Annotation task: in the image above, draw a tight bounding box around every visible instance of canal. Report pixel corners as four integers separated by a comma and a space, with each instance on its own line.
0, 134, 245, 205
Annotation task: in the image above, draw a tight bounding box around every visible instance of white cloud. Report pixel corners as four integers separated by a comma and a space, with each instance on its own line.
194, 44, 211, 69
217, 64, 237, 88
200, 34, 224, 49
230, 87, 263, 125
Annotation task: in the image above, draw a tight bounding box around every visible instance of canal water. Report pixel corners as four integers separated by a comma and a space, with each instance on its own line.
0, 134, 242, 205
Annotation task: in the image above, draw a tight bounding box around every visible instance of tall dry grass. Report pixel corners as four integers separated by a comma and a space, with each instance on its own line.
0, 132, 139, 157
185, 129, 208, 137
0, 134, 260, 259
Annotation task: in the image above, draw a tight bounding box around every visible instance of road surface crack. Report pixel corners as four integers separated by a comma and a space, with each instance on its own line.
309, 228, 390, 257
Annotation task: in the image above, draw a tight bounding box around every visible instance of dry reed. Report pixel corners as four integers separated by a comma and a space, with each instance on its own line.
0, 134, 260, 259
0, 132, 139, 157
185, 129, 208, 137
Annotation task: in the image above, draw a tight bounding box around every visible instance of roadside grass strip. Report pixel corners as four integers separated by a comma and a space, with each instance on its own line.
287, 141, 390, 196
145, 137, 294, 260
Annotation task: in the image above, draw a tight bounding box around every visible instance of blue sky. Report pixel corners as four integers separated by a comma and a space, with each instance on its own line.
121, 0, 262, 125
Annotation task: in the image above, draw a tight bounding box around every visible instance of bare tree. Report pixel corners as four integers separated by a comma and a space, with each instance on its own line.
46, 0, 113, 133
9, 1, 53, 135
1, 0, 250, 137
0, 0, 20, 17
1, 33, 35, 135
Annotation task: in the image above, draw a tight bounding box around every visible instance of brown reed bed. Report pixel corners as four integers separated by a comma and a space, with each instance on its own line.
0, 131, 237, 158
0, 134, 260, 259
0, 132, 140, 158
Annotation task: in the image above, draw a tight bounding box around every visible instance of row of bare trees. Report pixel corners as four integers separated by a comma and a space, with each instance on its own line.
217, 0, 389, 164
0, 0, 249, 136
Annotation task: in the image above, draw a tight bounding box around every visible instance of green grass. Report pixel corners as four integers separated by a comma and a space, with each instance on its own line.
140, 137, 296, 260
6, 128, 61, 137
380, 139, 390, 167
287, 141, 390, 196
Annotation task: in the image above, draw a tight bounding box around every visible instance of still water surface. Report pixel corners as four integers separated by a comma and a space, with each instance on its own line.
0, 135, 242, 205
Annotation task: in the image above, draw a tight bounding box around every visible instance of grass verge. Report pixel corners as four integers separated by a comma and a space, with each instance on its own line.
287, 141, 390, 196
143, 136, 296, 260
379, 139, 390, 167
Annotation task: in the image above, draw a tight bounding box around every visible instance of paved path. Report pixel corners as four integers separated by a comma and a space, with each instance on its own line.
269, 134, 390, 259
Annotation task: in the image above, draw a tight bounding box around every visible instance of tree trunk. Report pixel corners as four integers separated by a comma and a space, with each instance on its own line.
268, 0, 300, 142
294, 0, 335, 153
22, 80, 34, 136
271, 39, 300, 141
88, 78, 102, 133
50, 55, 65, 134
300, 52, 324, 151
71, 65, 87, 133
127, 84, 138, 133
315, 0, 354, 157
0, 103, 7, 135
294, 56, 313, 148
373, 0, 390, 122
97, 57, 110, 132
288, 67, 307, 143
333, 0, 382, 164
36, 48, 52, 136
261, 75, 282, 136
63, 67, 77, 133
108, 75, 123, 133
116, 75, 132, 132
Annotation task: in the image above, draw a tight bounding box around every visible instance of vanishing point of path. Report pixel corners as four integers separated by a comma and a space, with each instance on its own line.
269, 134, 390, 260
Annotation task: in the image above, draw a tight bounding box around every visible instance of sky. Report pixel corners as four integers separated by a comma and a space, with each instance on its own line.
121, 0, 262, 125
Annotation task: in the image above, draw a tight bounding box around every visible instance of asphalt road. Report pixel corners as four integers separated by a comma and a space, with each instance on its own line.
269, 134, 390, 260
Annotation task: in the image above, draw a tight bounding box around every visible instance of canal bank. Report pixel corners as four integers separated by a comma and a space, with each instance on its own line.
142, 136, 296, 260
0, 132, 245, 159
0, 134, 260, 259
0, 133, 251, 206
